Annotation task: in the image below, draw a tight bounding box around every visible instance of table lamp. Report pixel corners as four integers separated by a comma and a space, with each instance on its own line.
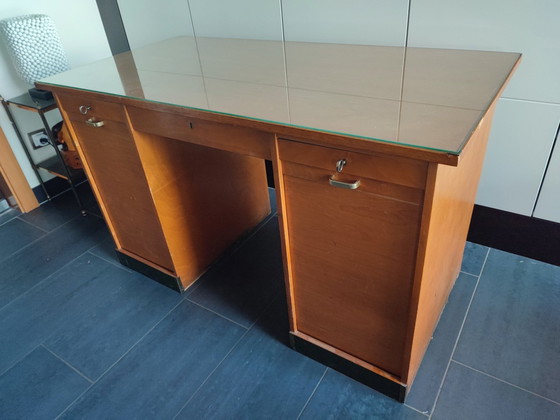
0, 14, 69, 100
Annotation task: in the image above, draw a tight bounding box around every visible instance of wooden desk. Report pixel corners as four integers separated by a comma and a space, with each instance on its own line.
38, 37, 520, 401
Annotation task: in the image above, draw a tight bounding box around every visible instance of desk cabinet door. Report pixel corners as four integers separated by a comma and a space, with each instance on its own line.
66, 109, 173, 271
280, 144, 424, 377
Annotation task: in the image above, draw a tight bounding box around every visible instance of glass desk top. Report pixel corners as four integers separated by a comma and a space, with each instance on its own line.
39, 37, 520, 154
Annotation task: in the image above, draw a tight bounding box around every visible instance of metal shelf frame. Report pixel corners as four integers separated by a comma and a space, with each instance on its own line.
1, 92, 87, 214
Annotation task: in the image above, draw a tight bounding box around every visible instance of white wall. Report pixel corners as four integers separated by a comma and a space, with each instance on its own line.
117, 0, 193, 49
120, 0, 409, 48
407, 0, 560, 217
73, 1, 560, 221
0, 0, 112, 188
282, 0, 408, 46
189, 0, 283, 41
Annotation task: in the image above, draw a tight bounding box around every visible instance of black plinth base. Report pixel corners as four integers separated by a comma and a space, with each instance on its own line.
290, 333, 407, 402
116, 250, 182, 293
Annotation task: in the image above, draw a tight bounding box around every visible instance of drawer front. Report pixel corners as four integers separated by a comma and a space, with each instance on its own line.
278, 139, 428, 189
126, 106, 273, 159
69, 112, 173, 271
57, 93, 126, 124
280, 140, 424, 377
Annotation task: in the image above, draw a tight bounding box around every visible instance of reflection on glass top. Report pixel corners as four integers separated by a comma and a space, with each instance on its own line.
39, 36, 520, 154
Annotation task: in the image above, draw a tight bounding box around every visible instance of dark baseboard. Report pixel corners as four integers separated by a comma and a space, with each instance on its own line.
468, 205, 560, 267
116, 250, 182, 292
290, 333, 407, 402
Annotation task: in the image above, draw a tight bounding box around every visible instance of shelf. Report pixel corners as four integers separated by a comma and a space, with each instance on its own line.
37, 155, 83, 180
7, 92, 58, 113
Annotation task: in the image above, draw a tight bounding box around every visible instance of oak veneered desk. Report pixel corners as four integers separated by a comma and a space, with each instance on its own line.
38, 37, 520, 401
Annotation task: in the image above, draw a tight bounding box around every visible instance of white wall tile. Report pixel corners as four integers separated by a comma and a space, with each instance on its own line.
281, 0, 409, 46
188, 0, 283, 41
476, 99, 560, 215
407, 0, 560, 104
118, 0, 193, 49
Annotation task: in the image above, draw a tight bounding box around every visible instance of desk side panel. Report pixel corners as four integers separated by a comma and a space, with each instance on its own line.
402, 105, 496, 385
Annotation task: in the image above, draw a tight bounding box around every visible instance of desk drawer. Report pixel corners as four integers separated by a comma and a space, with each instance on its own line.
57, 93, 126, 124
126, 106, 273, 159
278, 139, 428, 190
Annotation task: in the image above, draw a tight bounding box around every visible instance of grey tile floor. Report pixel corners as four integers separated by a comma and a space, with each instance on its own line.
0, 187, 559, 419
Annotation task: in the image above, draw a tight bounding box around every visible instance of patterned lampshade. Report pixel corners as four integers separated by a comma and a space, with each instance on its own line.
0, 14, 69, 85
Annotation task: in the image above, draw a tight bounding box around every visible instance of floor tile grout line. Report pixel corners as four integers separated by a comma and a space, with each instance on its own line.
428, 247, 490, 420
185, 298, 251, 330
0, 344, 42, 378
0, 212, 99, 267
404, 403, 430, 417
0, 223, 108, 311
0, 210, 19, 228
171, 328, 252, 420
0, 233, 47, 266
58, 262, 278, 418
93, 297, 186, 381
85, 250, 134, 274
0, 245, 100, 313
15, 216, 50, 233
55, 381, 95, 419
41, 344, 94, 384
296, 367, 328, 420
17, 209, 81, 233
450, 360, 560, 407
55, 297, 186, 420
171, 291, 282, 419
459, 270, 480, 278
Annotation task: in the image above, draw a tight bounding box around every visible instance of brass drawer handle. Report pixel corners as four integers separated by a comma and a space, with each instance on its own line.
85, 118, 104, 128
329, 177, 360, 190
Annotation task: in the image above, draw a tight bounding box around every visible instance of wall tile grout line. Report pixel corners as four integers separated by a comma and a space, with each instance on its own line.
54, 296, 186, 420
41, 343, 94, 384
450, 360, 560, 407
296, 367, 328, 420
171, 292, 281, 419
428, 247, 490, 419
